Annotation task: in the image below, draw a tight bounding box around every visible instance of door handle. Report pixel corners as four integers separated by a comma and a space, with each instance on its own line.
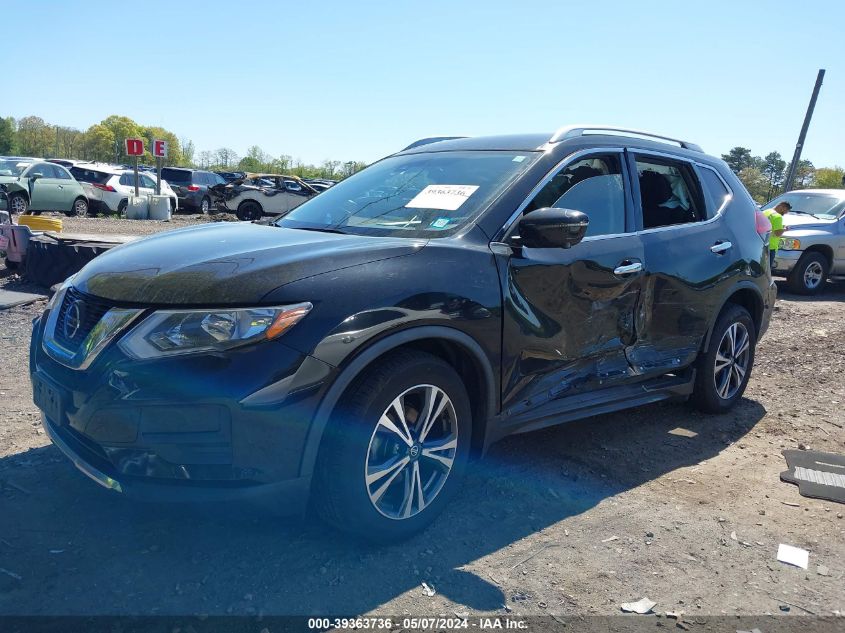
613, 261, 643, 275
710, 241, 732, 254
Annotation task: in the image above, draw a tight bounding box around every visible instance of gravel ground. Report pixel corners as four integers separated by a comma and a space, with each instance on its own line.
0, 217, 843, 618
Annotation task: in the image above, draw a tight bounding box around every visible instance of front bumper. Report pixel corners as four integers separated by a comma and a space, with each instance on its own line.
773, 250, 801, 275
30, 309, 332, 510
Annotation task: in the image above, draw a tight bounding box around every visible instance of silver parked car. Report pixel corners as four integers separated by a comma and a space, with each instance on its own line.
767, 189, 845, 294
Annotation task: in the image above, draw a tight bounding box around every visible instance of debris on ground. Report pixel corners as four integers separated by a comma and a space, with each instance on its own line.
420, 582, 435, 597
816, 564, 830, 576
601, 536, 619, 543
620, 598, 656, 614
776, 543, 809, 569
668, 427, 697, 438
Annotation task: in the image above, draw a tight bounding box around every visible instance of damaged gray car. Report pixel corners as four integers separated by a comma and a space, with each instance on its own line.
210, 173, 320, 220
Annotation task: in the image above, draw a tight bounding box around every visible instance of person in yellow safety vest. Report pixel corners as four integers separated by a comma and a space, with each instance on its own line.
763, 201, 791, 269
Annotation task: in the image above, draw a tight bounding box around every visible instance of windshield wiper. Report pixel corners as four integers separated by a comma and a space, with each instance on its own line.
289, 226, 348, 235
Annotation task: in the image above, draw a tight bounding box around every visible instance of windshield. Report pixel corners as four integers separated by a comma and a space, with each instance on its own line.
764, 193, 845, 219
276, 150, 538, 237
161, 168, 192, 184
0, 159, 33, 177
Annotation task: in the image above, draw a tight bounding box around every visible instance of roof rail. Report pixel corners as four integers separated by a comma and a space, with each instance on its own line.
401, 136, 468, 151
549, 125, 703, 152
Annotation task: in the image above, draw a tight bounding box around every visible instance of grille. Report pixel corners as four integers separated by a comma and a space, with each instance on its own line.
54, 287, 114, 350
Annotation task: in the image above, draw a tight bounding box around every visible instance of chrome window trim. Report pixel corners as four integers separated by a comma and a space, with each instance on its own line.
630, 149, 733, 236
495, 147, 626, 241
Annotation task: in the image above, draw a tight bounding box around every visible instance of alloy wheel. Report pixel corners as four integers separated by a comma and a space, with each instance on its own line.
201, 198, 210, 214
74, 199, 87, 216
803, 261, 824, 290
10, 196, 26, 214
365, 384, 458, 520
713, 322, 750, 400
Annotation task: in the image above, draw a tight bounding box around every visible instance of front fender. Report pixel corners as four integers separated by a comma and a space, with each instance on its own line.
296, 325, 497, 480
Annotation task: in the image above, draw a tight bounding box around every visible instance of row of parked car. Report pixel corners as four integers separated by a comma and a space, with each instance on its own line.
0, 156, 337, 220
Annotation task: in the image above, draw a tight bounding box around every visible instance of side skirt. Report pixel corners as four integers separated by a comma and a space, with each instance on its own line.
486, 370, 695, 447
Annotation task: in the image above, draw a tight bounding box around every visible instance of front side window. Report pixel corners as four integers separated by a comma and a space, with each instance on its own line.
278, 150, 539, 237
524, 154, 626, 238
635, 156, 705, 229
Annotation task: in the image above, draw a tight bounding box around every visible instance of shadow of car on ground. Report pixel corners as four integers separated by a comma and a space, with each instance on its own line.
0, 395, 766, 615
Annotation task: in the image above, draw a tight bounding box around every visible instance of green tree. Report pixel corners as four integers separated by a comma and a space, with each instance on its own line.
141, 126, 183, 166
83, 123, 117, 162
16, 116, 53, 157
738, 166, 770, 203
722, 147, 755, 174
0, 116, 15, 154
180, 138, 195, 166
812, 166, 844, 189
783, 159, 815, 191
761, 151, 786, 196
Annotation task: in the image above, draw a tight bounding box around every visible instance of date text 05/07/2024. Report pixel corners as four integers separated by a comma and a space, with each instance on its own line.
307, 617, 529, 630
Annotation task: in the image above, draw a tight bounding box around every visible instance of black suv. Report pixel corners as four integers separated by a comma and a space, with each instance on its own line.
160, 168, 227, 213
30, 126, 776, 540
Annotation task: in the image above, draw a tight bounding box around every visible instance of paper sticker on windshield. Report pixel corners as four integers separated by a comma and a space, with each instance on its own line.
512, 155, 526, 162
430, 218, 450, 229
406, 185, 479, 211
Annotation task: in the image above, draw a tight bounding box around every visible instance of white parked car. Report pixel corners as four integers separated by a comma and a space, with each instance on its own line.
70, 163, 178, 215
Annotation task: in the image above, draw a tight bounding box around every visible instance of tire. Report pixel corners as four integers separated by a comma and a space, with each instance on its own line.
117, 199, 128, 216
66, 197, 88, 217
691, 304, 756, 414
787, 252, 828, 295
200, 197, 211, 215
314, 350, 471, 541
236, 200, 263, 221
8, 193, 28, 215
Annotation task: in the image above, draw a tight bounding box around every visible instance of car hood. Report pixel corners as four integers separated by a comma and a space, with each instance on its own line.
783, 213, 837, 230
0, 175, 22, 185
75, 222, 425, 305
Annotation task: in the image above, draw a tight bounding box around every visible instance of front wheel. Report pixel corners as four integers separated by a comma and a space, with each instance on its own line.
314, 350, 471, 541
691, 304, 756, 414
787, 252, 828, 295
8, 193, 28, 215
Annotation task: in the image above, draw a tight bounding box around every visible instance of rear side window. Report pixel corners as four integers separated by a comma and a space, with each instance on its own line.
635, 156, 705, 229
161, 168, 191, 184
70, 168, 112, 185
195, 172, 209, 185
698, 166, 732, 218
525, 154, 626, 238
53, 166, 73, 180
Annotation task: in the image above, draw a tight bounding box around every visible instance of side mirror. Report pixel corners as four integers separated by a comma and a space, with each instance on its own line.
517, 208, 589, 248
30, 172, 44, 180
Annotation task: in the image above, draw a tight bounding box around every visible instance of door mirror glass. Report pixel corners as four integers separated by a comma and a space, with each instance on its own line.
30, 172, 44, 180
517, 208, 589, 248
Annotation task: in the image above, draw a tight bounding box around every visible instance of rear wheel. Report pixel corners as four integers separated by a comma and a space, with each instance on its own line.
200, 197, 211, 214
314, 350, 471, 541
67, 197, 88, 217
237, 200, 263, 221
117, 200, 128, 216
787, 252, 828, 295
691, 304, 756, 414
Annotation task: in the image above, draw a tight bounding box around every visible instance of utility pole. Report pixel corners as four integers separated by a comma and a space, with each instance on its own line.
783, 69, 825, 193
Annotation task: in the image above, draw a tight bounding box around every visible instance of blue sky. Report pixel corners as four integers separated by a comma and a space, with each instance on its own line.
7, 0, 844, 167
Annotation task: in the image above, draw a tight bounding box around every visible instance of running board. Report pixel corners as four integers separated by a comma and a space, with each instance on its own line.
491, 371, 695, 441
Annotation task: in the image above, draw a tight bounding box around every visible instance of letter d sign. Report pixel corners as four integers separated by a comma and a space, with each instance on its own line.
125, 138, 144, 156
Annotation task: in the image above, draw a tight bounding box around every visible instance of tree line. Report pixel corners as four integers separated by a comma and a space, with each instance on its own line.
0, 114, 367, 181
721, 147, 843, 203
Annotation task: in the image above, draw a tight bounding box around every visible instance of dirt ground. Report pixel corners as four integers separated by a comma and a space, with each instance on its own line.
0, 216, 843, 618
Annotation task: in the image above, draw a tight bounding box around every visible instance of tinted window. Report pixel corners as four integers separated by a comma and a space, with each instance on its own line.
635, 156, 705, 229
140, 174, 157, 189
525, 154, 626, 238
161, 168, 192, 184
70, 167, 112, 184
698, 167, 731, 218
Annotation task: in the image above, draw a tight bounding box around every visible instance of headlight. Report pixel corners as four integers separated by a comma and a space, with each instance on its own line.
118, 302, 312, 359
779, 238, 801, 250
